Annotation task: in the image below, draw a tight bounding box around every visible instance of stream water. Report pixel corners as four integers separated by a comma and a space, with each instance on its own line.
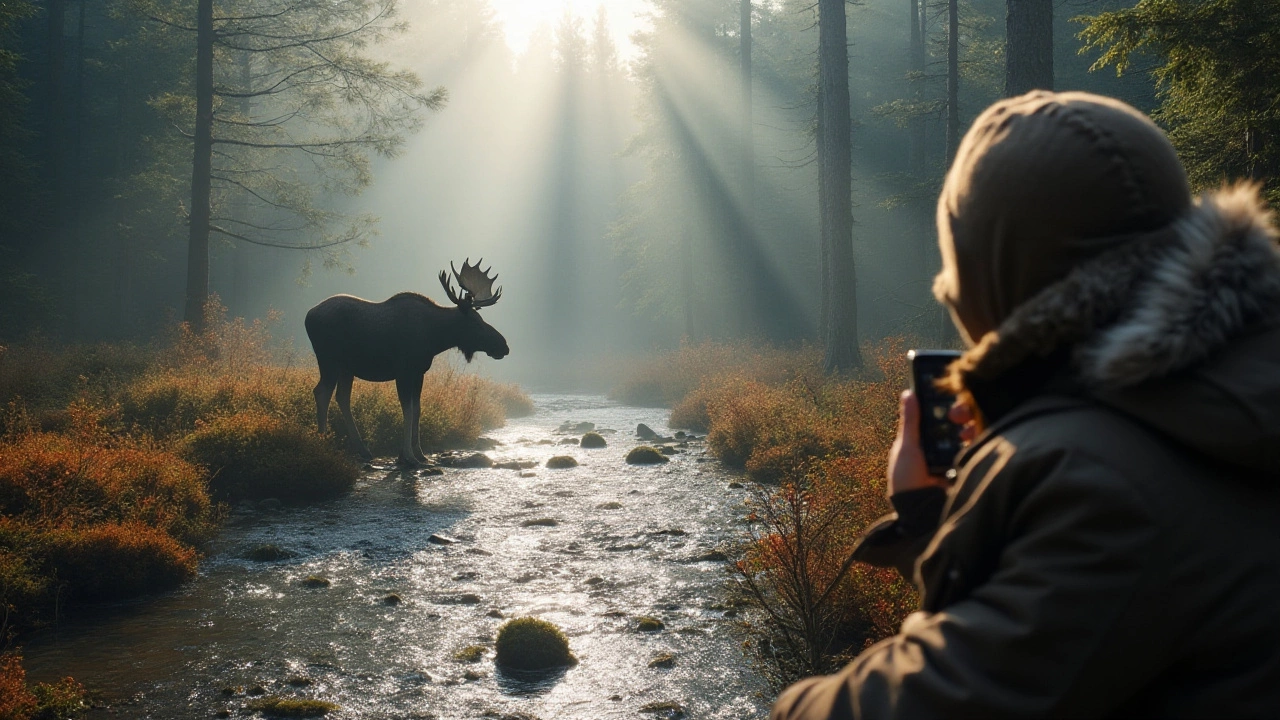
21, 394, 768, 720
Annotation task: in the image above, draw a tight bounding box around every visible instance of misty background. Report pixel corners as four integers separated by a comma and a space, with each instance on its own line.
0, 0, 1157, 389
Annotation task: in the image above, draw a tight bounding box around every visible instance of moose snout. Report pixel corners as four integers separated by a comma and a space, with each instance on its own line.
488, 344, 510, 360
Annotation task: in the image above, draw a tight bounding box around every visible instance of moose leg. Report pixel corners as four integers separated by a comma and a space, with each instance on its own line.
394, 376, 422, 468
409, 375, 427, 463
335, 375, 372, 461
313, 371, 336, 434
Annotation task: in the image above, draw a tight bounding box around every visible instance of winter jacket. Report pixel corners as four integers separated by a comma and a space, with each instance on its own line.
770, 187, 1280, 718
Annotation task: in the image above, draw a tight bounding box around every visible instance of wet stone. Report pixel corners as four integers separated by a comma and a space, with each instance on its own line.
648, 652, 677, 669
427, 534, 458, 545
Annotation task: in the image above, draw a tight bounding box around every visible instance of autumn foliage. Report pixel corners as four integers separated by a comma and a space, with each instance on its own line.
622, 339, 919, 684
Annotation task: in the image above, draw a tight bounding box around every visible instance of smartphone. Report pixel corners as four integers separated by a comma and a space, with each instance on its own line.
908, 349, 963, 476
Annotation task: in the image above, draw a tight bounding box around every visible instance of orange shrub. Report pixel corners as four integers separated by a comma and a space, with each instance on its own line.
670, 340, 919, 681
0, 653, 37, 720
181, 411, 357, 503
0, 423, 215, 544
41, 522, 197, 603
0, 653, 85, 720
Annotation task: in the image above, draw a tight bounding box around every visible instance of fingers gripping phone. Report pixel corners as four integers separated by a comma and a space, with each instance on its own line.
908, 349, 963, 476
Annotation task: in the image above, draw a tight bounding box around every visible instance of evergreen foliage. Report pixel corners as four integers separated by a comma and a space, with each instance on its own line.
1079, 0, 1280, 207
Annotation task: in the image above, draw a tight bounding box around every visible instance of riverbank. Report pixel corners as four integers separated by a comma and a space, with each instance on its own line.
21, 395, 766, 719
614, 341, 918, 684
0, 304, 531, 713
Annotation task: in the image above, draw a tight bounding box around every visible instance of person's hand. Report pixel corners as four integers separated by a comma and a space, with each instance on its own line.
887, 390, 951, 497
949, 399, 978, 444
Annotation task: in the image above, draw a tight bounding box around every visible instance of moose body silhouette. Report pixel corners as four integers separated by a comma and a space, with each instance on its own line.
305, 260, 509, 467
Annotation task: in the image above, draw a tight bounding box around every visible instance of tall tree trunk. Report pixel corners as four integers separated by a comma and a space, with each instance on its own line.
45, 0, 65, 212
908, 0, 926, 174
1005, 0, 1052, 96
184, 0, 214, 331
739, 0, 756, 336
71, 0, 85, 245
946, 0, 959, 163
818, 0, 861, 373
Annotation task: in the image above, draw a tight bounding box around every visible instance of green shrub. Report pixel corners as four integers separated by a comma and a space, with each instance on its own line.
181, 411, 358, 504
494, 617, 577, 670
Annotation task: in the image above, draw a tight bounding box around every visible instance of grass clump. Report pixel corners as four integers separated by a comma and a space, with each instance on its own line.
579, 432, 607, 448
245, 696, 339, 717
452, 645, 487, 663
494, 617, 578, 670
544, 455, 578, 469
181, 411, 357, 504
625, 446, 668, 465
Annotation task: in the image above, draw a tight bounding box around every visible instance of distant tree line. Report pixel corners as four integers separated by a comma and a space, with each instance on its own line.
0, 0, 1275, 370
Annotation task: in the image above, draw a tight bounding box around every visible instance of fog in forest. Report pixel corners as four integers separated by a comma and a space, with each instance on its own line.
2, 0, 1158, 389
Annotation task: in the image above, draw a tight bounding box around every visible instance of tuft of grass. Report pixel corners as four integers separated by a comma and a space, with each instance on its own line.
494, 617, 578, 670
625, 446, 668, 465
452, 645, 487, 663
544, 455, 578, 469
245, 696, 339, 717
181, 411, 357, 504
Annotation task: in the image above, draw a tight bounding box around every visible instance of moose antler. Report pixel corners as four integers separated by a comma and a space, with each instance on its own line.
438, 259, 502, 309
451, 258, 502, 308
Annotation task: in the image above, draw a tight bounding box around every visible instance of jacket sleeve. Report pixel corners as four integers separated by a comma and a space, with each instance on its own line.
852, 487, 949, 578
772, 452, 1167, 720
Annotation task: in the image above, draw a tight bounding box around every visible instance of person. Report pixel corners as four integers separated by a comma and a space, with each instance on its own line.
771, 90, 1280, 719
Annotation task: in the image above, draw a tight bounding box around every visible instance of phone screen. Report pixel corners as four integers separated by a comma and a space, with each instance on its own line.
908, 349, 963, 476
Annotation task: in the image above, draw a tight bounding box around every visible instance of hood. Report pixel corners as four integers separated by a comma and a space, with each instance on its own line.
944, 185, 1280, 474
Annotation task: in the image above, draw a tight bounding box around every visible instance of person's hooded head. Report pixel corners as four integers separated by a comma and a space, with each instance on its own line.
932, 90, 1280, 473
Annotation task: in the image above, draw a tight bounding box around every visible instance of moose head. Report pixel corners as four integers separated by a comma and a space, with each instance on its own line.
439, 258, 509, 362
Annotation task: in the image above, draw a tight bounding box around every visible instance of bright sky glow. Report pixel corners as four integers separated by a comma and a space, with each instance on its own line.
487, 0, 650, 62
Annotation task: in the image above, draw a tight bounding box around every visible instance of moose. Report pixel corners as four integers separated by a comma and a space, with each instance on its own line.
305, 260, 509, 467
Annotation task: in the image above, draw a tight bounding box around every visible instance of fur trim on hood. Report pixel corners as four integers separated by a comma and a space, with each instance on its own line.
942, 184, 1280, 393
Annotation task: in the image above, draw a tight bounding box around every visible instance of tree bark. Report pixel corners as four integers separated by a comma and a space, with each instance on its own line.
1005, 0, 1053, 96
908, 0, 926, 174
45, 0, 65, 208
739, 0, 756, 335
184, 0, 214, 331
946, 0, 959, 164
818, 0, 862, 373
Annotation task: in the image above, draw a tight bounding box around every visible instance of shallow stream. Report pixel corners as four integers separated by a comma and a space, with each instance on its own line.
21, 394, 767, 719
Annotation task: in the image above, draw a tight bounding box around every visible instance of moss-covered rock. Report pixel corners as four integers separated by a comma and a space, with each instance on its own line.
521, 518, 559, 527
625, 446, 669, 465
545, 455, 578, 469
636, 616, 665, 632
301, 575, 330, 589
579, 432, 607, 449
245, 696, 339, 717
494, 617, 578, 670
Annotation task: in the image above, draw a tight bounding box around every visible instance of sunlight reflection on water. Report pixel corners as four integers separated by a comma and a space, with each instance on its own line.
22, 394, 767, 719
